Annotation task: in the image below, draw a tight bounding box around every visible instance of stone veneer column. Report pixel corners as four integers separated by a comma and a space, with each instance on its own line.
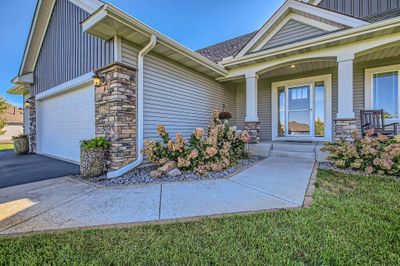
27, 96, 36, 153
245, 122, 261, 144
333, 118, 357, 141
94, 62, 137, 171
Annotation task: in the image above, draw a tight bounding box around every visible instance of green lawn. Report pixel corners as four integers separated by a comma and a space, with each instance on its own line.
0, 143, 13, 150
1, 170, 399, 265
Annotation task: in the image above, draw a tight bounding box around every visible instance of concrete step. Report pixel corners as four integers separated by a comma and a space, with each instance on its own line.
272, 143, 316, 153
270, 150, 316, 161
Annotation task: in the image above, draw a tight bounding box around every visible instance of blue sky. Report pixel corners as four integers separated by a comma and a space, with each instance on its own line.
0, 0, 285, 107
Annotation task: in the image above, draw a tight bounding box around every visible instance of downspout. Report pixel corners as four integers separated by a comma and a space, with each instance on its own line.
107, 34, 157, 178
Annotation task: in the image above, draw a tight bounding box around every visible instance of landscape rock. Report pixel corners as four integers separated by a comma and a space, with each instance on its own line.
150, 170, 163, 178
158, 161, 176, 174
166, 168, 182, 177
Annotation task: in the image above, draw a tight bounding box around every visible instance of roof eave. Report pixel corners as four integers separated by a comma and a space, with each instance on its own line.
82, 4, 228, 78
222, 16, 400, 68
235, 0, 369, 58
7, 85, 30, 96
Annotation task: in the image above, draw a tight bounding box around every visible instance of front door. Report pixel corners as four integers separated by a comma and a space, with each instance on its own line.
287, 85, 311, 136
273, 75, 332, 141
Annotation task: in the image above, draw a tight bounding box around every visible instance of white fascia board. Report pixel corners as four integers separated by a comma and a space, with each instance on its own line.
304, 0, 322, 5
236, 0, 369, 58
83, 4, 228, 76
224, 17, 400, 68
35, 72, 94, 100
68, 0, 103, 13
12, 72, 34, 85
19, 0, 44, 75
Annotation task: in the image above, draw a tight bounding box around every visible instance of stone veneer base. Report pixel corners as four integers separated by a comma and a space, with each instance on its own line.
27, 97, 36, 153
245, 122, 261, 144
94, 62, 137, 171
334, 118, 357, 141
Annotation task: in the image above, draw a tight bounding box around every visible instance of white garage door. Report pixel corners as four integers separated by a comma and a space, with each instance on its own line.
38, 85, 95, 163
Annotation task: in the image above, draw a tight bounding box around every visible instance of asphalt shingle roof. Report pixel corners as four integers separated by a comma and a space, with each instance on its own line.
195, 8, 400, 64
196, 31, 257, 63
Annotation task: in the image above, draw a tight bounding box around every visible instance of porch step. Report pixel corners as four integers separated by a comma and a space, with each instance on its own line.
269, 150, 316, 161
272, 143, 316, 153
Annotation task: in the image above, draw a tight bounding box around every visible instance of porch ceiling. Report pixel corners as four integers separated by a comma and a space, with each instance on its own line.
355, 45, 400, 63
259, 60, 337, 80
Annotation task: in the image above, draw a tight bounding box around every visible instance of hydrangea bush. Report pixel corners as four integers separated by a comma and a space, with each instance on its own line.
322, 129, 400, 176
143, 111, 251, 175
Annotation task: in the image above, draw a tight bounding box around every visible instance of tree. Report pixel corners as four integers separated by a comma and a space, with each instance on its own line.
0, 97, 8, 136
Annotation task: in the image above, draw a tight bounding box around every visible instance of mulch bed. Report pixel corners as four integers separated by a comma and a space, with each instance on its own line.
86, 155, 265, 186
319, 161, 400, 180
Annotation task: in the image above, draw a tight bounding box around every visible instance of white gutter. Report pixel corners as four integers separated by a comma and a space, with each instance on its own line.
107, 35, 157, 178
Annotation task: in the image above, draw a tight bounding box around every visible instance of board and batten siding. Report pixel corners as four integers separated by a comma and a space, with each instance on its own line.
120, 39, 236, 140
31, 0, 114, 96
318, 0, 400, 18
262, 19, 327, 50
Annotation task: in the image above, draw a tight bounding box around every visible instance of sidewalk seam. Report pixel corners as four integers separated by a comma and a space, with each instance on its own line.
228, 179, 300, 206
158, 184, 163, 220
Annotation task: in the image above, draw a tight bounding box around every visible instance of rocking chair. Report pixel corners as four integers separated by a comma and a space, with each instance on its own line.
360, 109, 398, 137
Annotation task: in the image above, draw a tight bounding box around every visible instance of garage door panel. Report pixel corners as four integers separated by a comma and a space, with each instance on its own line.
39, 85, 95, 163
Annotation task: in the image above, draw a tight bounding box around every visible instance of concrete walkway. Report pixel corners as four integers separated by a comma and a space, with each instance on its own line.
0, 157, 315, 235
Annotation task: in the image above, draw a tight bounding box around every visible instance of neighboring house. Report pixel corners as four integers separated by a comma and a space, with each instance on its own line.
0, 104, 23, 144
7, 0, 400, 177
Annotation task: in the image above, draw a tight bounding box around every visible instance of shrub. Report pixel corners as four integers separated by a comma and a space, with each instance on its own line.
322, 129, 400, 176
143, 111, 250, 175
81, 137, 111, 150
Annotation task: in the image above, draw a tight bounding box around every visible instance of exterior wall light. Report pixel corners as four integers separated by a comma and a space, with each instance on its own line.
93, 74, 105, 86
24, 100, 31, 109
290, 65, 296, 68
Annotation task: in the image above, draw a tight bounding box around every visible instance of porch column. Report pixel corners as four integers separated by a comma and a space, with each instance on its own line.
335, 54, 357, 141
245, 73, 260, 144
337, 54, 355, 118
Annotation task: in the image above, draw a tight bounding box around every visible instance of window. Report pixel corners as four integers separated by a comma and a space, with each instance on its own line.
278, 87, 286, 136
366, 66, 400, 121
314, 82, 325, 137
373, 71, 399, 119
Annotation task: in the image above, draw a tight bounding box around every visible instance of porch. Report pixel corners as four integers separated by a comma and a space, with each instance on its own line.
227, 41, 400, 143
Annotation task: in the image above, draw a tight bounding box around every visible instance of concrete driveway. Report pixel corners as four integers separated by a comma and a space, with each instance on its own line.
0, 156, 315, 235
0, 150, 80, 189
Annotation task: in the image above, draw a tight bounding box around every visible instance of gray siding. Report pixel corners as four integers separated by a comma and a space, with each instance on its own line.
262, 19, 327, 50
121, 39, 236, 140
32, 0, 114, 96
235, 80, 271, 141
318, 0, 400, 18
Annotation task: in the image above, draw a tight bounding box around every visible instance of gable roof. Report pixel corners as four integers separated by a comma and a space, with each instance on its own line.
235, 0, 369, 58
18, 0, 103, 76
196, 32, 257, 63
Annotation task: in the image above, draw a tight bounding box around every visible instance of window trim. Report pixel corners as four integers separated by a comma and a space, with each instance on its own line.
365, 64, 400, 123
